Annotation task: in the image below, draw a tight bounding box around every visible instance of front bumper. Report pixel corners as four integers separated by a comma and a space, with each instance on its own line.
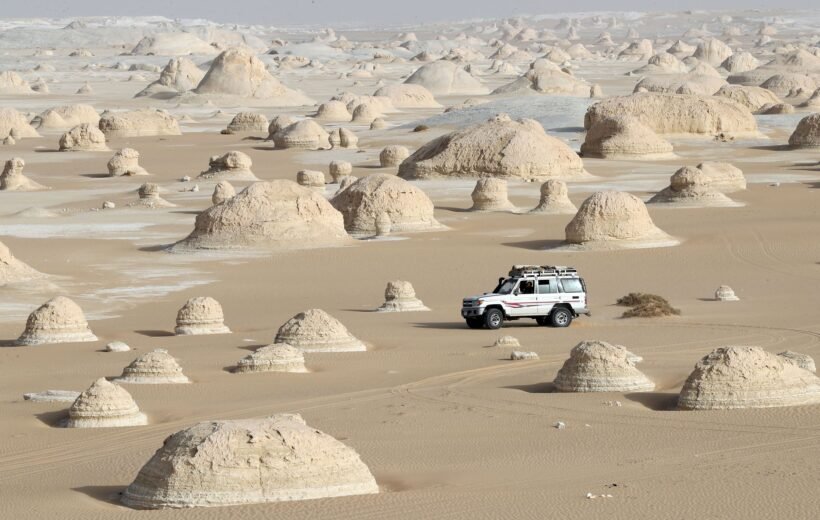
461, 308, 483, 318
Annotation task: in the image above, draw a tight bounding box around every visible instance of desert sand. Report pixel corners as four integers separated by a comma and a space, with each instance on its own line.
2, 8, 820, 520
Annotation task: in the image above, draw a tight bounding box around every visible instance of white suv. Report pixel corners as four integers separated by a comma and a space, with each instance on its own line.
461, 265, 589, 329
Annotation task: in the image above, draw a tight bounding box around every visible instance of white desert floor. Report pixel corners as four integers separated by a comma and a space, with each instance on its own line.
2, 9, 820, 520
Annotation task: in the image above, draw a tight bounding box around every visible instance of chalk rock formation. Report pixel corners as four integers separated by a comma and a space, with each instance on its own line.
117, 349, 190, 384
212, 181, 235, 205
403, 61, 488, 96
16, 296, 97, 345
0, 108, 39, 139
714, 85, 782, 112
193, 48, 313, 105
1, 157, 47, 191
693, 38, 733, 66
377, 281, 429, 312
32, 104, 100, 130
678, 347, 820, 410
66, 378, 147, 428
226, 112, 269, 133
234, 344, 308, 373
584, 93, 757, 137
554, 340, 655, 392
565, 191, 674, 248
330, 174, 440, 236
275, 309, 366, 352
59, 123, 108, 151
108, 148, 148, 176
121, 413, 378, 508
273, 119, 330, 150
0, 71, 35, 94
530, 179, 577, 214
137, 57, 205, 99
198, 151, 258, 181
24, 390, 81, 402
374, 84, 442, 108
715, 285, 739, 301
131, 183, 175, 208
266, 115, 296, 140
99, 109, 181, 138
175, 297, 231, 335
379, 145, 409, 167
131, 33, 217, 56
296, 170, 325, 189
778, 351, 816, 373
314, 100, 352, 122
788, 113, 820, 148
0, 239, 43, 286
696, 162, 746, 192
329, 128, 358, 149
648, 166, 736, 207
491, 61, 589, 97
400, 114, 586, 180
470, 178, 515, 212
494, 336, 521, 348
581, 116, 673, 159
329, 160, 352, 182
105, 341, 131, 352
171, 181, 350, 251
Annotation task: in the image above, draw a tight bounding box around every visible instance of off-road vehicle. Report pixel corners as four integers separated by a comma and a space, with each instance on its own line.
461, 265, 589, 329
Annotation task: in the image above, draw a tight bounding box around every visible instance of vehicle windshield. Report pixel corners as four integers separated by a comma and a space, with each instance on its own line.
495, 279, 517, 295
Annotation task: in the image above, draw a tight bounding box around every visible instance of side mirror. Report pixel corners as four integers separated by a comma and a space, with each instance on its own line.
513, 289, 520, 296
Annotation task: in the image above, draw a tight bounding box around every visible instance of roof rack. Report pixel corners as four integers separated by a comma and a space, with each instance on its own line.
508, 265, 578, 277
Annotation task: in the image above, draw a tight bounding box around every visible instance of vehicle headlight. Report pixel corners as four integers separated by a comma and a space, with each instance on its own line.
476, 299, 484, 306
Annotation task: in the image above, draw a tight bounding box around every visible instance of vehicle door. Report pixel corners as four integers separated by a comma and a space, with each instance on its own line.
537, 277, 561, 314
559, 277, 586, 312
507, 279, 538, 316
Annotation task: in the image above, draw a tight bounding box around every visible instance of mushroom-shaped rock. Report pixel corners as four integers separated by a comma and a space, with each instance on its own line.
226, 112, 269, 133
788, 113, 820, 149
234, 344, 307, 373
0, 239, 43, 286
403, 61, 488, 96
377, 281, 429, 312
266, 115, 296, 140
581, 116, 674, 159
16, 296, 97, 345
554, 340, 655, 392
565, 191, 674, 249
107, 148, 148, 176
131, 183, 175, 208
171, 181, 350, 251
584, 93, 757, 137
778, 351, 816, 373
470, 178, 515, 212
59, 123, 108, 151
648, 166, 736, 207
273, 119, 330, 150
530, 179, 576, 214
351, 102, 381, 124
373, 83, 442, 108
715, 285, 739, 301
211, 181, 235, 205
678, 346, 820, 410
121, 413, 378, 508
192, 48, 314, 105
275, 309, 365, 352
1, 157, 47, 191
379, 145, 409, 167
99, 109, 181, 138
66, 378, 147, 428
175, 297, 231, 335
314, 101, 352, 122
198, 151, 258, 181
116, 349, 190, 384
329, 160, 352, 183
330, 174, 440, 236
400, 114, 586, 180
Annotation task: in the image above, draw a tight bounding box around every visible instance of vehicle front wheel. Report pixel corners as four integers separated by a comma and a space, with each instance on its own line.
484, 309, 504, 330
550, 307, 573, 328
466, 317, 484, 329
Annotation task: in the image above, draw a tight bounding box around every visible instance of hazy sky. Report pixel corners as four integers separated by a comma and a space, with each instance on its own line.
2, 0, 817, 26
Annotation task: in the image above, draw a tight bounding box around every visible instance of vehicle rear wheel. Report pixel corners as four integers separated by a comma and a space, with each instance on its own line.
550, 307, 573, 328
466, 317, 484, 329
484, 309, 504, 330
536, 316, 549, 326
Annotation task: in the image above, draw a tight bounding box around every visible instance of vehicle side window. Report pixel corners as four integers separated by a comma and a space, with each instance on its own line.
518, 280, 535, 294
560, 278, 583, 293
538, 279, 558, 294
